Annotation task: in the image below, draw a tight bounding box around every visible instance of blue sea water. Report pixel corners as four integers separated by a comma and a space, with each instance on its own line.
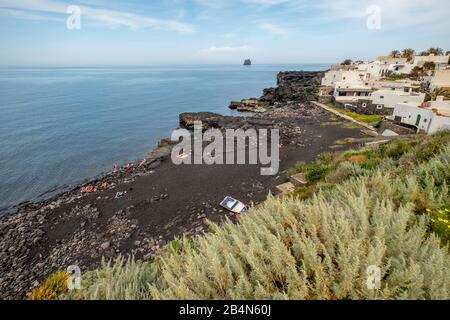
0, 64, 328, 211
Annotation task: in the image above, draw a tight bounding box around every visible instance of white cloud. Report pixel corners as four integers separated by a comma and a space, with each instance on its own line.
0, 0, 195, 33
239, 0, 450, 31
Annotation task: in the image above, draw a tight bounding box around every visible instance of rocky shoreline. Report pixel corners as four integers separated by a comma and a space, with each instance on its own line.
0, 71, 369, 299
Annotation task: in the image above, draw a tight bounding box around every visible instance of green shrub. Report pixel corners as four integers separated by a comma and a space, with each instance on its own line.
293, 186, 315, 200
306, 162, 332, 183
385, 139, 415, 160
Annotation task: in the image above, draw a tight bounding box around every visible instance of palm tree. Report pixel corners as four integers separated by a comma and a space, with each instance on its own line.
390, 50, 401, 58
426, 88, 450, 102
402, 48, 415, 62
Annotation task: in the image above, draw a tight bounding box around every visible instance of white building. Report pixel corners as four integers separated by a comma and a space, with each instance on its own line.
333, 84, 373, 103
321, 70, 368, 87
368, 79, 421, 92
430, 70, 450, 90
391, 97, 450, 134
414, 54, 450, 68
377, 56, 408, 65
371, 89, 426, 110
389, 62, 415, 75
357, 61, 390, 80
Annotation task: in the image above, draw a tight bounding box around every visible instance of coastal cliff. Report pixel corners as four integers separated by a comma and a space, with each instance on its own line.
229, 71, 323, 113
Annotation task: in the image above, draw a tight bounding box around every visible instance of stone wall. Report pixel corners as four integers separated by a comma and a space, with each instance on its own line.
318, 95, 333, 104
333, 99, 394, 116
378, 118, 417, 135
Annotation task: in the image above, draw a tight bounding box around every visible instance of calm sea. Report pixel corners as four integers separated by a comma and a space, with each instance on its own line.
0, 64, 328, 211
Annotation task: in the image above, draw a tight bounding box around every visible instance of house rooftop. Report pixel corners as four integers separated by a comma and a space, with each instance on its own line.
373, 89, 423, 96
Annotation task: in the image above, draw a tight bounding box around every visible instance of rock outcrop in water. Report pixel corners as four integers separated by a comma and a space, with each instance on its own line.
179, 112, 247, 130
229, 99, 267, 113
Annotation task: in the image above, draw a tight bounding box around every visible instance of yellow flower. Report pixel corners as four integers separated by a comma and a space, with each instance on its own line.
426, 208, 431, 213
431, 219, 436, 223
448, 225, 450, 229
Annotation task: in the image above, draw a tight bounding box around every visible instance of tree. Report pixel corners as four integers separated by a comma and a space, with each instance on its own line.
390, 50, 401, 58
402, 48, 415, 62
427, 47, 444, 55
409, 66, 425, 80
423, 61, 436, 71
341, 59, 353, 66
426, 88, 450, 101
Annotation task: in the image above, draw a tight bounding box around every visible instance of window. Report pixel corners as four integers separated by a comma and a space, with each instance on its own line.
362, 103, 367, 108
380, 96, 384, 99
424, 119, 427, 123
376, 105, 383, 110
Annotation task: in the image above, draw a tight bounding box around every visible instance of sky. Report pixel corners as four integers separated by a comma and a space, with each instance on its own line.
0, 0, 449, 65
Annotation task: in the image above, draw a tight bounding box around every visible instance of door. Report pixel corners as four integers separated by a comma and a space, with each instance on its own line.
415, 114, 421, 126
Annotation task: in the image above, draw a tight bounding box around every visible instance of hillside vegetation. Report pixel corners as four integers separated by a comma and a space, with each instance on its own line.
42, 133, 450, 300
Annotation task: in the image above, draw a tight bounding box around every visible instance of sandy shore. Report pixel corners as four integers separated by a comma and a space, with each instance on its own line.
0, 73, 370, 299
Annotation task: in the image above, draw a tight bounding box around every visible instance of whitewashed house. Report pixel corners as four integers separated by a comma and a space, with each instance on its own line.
370, 90, 426, 111
320, 69, 373, 101
391, 97, 450, 134
321, 70, 367, 87
357, 61, 386, 80
368, 79, 421, 92
389, 62, 415, 75
375, 57, 415, 75
333, 83, 373, 104
351, 89, 425, 115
